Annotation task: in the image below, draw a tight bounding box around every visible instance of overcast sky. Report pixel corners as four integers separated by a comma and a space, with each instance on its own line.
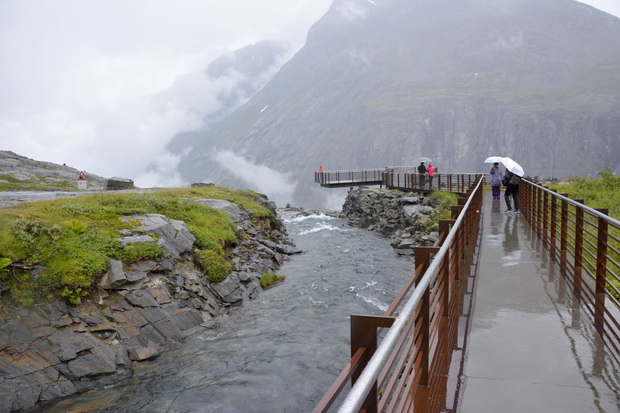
1, 0, 619, 189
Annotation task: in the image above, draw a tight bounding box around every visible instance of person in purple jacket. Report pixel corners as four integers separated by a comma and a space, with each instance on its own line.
489, 162, 502, 199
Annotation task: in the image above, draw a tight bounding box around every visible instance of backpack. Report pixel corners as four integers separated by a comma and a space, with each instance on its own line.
502, 175, 510, 187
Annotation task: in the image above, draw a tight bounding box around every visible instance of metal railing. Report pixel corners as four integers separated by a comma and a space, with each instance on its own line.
314, 167, 481, 194
384, 172, 481, 194
520, 180, 620, 361
315, 169, 383, 187
313, 175, 484, 413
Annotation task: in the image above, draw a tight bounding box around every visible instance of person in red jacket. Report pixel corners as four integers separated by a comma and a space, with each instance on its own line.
427, 163, 435, 188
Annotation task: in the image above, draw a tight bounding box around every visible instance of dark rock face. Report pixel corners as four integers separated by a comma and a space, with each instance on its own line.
170, 0, 620, 208
343, 188, 438, 255
106, 177, 134, 190
0, 197, 299, 412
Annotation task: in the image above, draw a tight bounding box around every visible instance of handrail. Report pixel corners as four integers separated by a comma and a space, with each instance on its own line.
520, 180, 620, 361
314, 175, 484, 412
314, 167, 480, 194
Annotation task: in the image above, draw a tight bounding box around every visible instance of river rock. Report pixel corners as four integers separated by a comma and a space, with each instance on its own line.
0, 194, 300, 412
343, 187, 440, 253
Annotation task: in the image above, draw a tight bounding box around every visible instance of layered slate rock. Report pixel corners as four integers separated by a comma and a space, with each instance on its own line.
342, 188, 439, 256
0, 195, 299, 412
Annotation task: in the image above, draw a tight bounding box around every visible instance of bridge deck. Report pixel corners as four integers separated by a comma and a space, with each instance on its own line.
458, 193, 620, 412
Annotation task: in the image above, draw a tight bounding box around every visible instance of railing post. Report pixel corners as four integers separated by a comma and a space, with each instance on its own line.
350, 314, 396, 413
594, 208, 609, 337
542, 189, 549, 248
533, 185, 541, 238
560, 195, 569, 277
413, 247, 438, 412
550, 189, 558, 262
574, 199, 585, 300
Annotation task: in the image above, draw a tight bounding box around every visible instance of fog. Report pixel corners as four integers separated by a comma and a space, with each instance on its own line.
0, 0, 332, 188
1, 0, 618, 205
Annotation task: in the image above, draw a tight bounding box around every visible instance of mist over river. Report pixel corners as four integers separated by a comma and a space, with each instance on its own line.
40, 213, 413, 413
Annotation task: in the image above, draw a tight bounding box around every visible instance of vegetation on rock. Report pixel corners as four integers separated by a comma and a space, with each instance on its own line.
548, 168, 620, 218
259, 272, 286, 289
418, 191, 460, 232
0, 187, 273, 306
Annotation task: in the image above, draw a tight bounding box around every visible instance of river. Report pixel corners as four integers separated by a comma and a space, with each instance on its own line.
41, 213, 414, 412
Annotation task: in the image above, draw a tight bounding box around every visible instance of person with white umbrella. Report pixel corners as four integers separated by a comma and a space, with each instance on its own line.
501, 157, 524, 213
489, 162, 503, 199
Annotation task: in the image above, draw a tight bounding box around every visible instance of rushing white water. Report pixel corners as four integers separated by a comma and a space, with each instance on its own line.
41, 214, 414, 413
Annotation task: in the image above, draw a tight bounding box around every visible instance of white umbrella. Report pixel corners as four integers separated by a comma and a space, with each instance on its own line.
415, 157, 432, 164
484, 156, 503, 163
501, 157, 525, 177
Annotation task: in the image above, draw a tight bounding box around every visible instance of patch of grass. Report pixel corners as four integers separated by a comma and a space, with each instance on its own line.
196, 249, 234, 283
547, 168, 620, 300
0, 173, 75, 191
0, 187, 275, 306
548, 168, 620, 218
417, 191, 460, 232
260, 272, 286, 289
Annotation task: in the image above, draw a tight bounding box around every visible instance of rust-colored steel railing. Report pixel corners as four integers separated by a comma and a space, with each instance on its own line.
313, 176, 484, 413
520, 180, 620, 362
314, 167, 480, 194
315, 169, 384, 187
383, 172, 481, 194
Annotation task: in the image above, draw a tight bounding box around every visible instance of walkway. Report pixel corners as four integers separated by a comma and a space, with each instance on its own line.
459, 193, 620, 412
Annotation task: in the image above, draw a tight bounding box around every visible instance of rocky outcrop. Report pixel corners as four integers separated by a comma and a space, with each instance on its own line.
0, 151, 108, 191
106, 177, 134, 190
0, 196, 299, 413
342, 188, 438, 256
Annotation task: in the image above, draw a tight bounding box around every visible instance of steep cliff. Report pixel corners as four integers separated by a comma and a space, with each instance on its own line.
169, 0, 620, 208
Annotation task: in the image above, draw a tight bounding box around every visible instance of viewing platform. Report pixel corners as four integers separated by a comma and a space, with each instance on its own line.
314, 166, 481, 194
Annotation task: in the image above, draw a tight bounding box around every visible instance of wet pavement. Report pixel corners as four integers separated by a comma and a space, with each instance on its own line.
459, 195, 620, 413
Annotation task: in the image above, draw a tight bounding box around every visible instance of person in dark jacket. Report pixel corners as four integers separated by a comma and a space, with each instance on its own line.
417, 162, 427, 188
504, 170, 521, 213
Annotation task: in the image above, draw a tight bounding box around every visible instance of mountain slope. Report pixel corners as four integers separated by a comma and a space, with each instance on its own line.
171, 0, 620, 207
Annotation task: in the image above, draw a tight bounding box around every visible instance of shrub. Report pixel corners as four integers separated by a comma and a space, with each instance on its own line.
260, 272, 286, 289
196, 249, 234, 283
116, 242, 164, 263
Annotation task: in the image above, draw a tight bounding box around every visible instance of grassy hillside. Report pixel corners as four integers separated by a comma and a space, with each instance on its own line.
548, 168, 620, 218
0, 187, 274, 306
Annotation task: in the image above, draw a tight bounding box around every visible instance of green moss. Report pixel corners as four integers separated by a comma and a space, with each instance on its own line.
196, 249, 234, 283
419, 191, 460, 232
260, 272, 286, 289
0, 187, 273, 306
115, 242, 164, 263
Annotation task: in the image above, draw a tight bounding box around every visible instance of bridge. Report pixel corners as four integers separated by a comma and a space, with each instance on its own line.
312, 168, 620, 412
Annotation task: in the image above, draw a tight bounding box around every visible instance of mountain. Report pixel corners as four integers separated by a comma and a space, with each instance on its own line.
168, 0, 620, 208
0, 150, 108, 192
166, 41, 286, 154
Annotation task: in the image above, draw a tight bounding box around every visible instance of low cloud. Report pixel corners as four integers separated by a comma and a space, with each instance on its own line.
0, 1, 332, 186
336, 1, 369, 21
214, 150, 297, 206
491, 32, 524, 51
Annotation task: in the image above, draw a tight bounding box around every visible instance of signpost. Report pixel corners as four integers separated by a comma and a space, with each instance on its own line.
77, 171, 87, 190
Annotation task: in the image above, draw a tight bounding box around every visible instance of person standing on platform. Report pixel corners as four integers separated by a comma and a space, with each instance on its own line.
489, 162, 502, 199
417, 162, 427, 188
427, 163, 435, 189
503, 170, 521, 213
318, 165, 323, 183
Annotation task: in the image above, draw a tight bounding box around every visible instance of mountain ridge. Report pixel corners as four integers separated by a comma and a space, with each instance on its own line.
170, 0, 620, 207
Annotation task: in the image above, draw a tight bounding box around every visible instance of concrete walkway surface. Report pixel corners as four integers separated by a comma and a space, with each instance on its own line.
458, 194, 620, 413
